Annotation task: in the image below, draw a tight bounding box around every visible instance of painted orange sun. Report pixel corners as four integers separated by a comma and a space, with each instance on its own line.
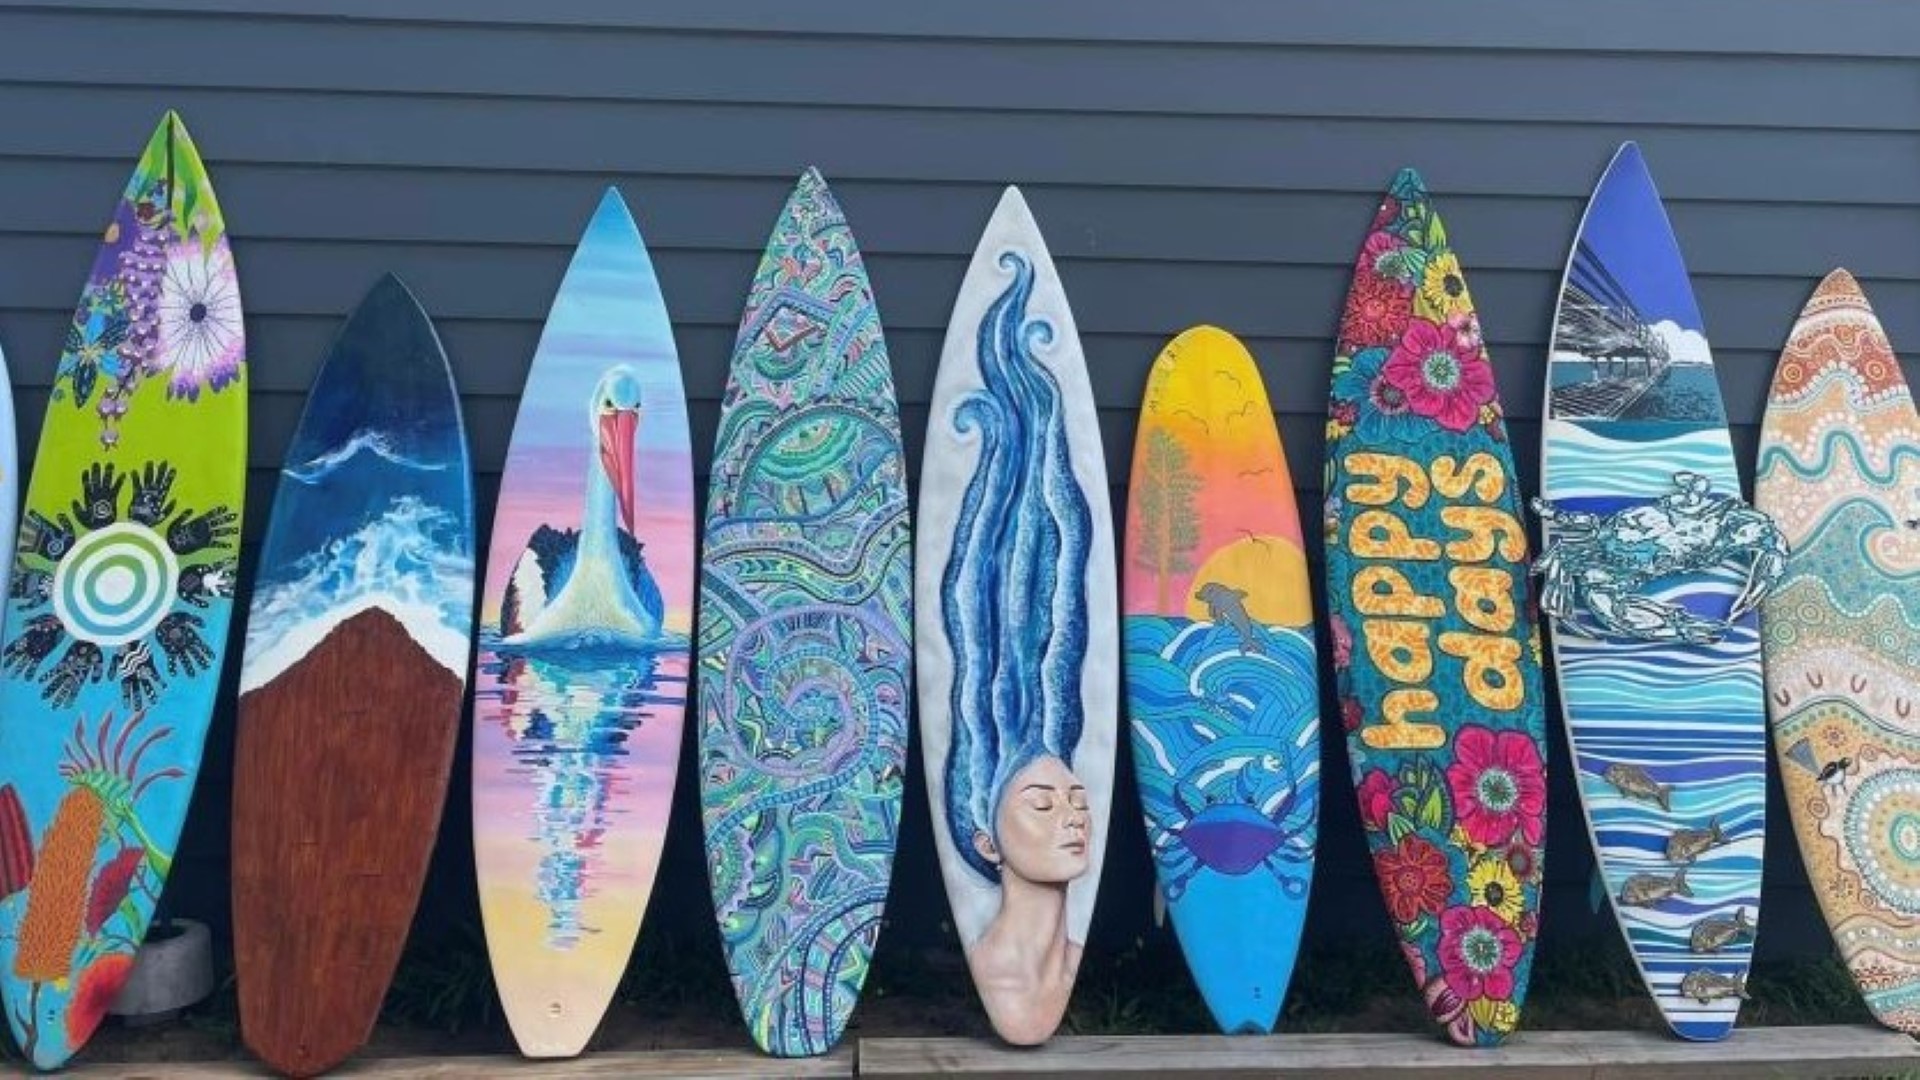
1184, 534, 1312, 627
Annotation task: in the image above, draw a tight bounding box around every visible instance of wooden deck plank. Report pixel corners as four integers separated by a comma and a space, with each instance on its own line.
56, 1046, 853, 1078
856, 1027, 1920, 1078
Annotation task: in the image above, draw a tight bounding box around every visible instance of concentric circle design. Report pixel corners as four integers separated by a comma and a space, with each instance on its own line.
51, 521, 179, 646
1845, 768, 1920, 917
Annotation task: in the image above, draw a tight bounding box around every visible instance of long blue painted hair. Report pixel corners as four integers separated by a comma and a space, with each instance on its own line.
941, 250, 1093, 882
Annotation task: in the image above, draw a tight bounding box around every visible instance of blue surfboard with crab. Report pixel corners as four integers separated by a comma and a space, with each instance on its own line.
0, 112, 247, 1069
1123, 326, 1319, 1033
1538, 142, 1776, 1042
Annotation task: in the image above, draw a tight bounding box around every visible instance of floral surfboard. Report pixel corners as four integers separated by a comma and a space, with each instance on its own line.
916, 187, 1118, 1046
1323, 168, 1548, 1046
472, 190, 695, 1057
1124, 325, 1319, 1034
1539, 143, 1778, 1041
1757, 270, 1920, 1034
699, 169, 911, 1057
232, 274, 474, 1075
0, 111, 247, 1069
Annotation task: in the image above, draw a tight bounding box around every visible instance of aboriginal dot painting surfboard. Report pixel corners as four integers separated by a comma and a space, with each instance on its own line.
472, 189, 695, 1058
233, 274, 474, 1076
1124, 325, 1319, 1035
1323, 168, 1549, 1047
698, 169, 910, 1057
0, 111, 247, 1069
1757, 270, 1920, 1034
916, 186, 1117, 1047
1538, 142, 1779, 1041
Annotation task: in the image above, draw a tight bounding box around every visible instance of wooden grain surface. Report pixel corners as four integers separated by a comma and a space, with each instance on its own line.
230, 608, 465, 1077
857, 1027, 1920, 1078
56, 1046, 854, 1078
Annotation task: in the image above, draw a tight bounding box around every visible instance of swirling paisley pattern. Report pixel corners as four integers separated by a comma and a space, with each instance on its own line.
697, 169, 910, 1058
1759, 269, 1920, 1034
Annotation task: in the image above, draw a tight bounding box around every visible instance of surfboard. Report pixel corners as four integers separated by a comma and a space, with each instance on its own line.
232, 274, 474, 1075
0, 110, 247, 1069
471, 189, 695, 1058
698, 168, 910, 1057
0, 340, 17, 596
1323, 168, 1549, 1047
915, 186, 1117, 1047
1537, 142, 1777, 1042
1124, 325, 1319, 1035
1757, 270, 1920, 1034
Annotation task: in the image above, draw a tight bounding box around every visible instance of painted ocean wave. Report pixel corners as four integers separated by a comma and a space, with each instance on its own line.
1758, 427, 1920, 485
284, 426, 449, 485
1126, 617, 1319, 878
241, 494, 474, 692
941, 249, 1094, 882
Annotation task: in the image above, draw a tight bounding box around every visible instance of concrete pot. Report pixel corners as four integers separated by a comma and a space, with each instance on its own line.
108, 918, 215, 1027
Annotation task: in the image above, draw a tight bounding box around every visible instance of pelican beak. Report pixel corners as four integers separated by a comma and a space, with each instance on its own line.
599, 405, 640, 534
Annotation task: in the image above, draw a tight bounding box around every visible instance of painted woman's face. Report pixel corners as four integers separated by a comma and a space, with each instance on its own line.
990, 755, 1091, 885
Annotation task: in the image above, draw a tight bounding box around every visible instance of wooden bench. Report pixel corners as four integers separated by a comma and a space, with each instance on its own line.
48, 1027, 1920, 1077
857, 1027, 1920, 1078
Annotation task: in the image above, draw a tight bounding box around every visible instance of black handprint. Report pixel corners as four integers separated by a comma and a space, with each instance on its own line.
114, 640, 162, 712
155, 611, 213, 676
128, 461, 178, 528
8, 569, 52, 610
43, 641, 103, 707
1, 615, 63, 677
71, 463, 123, 530
166, 506, 238, 557
176, 560, 234, 609
19, 510, 75, 562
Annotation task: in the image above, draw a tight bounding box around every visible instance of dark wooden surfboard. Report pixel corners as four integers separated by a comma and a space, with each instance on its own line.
231, 274, 474, 1077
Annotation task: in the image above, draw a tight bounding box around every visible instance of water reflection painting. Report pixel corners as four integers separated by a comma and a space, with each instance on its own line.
470, 189, 695, 1059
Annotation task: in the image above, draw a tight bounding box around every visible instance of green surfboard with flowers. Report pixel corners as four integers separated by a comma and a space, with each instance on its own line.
1322, 168, 1549, 1047
0, 111, 246, 1069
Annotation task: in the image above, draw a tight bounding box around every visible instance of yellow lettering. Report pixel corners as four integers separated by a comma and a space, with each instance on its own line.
1439, 632, 1525, 711
1361, 689, 1446, 750
1442, 506, 1528, 563
1431, 452, 1506, 503
1449, 567, 1517, 634
1350, 510, 1442, 561
1364, 619, 1433, 684
1343, 453, 1431, 509
1353, 566, 1446, 619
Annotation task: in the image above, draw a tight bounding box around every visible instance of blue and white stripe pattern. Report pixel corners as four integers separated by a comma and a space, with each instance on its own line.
1541, 143, 1765, 1042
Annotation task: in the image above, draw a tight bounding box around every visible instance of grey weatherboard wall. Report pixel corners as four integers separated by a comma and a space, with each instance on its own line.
0, 0, 1916, 985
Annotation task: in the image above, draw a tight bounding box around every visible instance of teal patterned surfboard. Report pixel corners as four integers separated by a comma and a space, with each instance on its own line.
697, 169, 910, 1057
1323, 168, 1549, 1047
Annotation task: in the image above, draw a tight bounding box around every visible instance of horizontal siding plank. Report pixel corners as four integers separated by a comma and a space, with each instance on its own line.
3, 11, 1917, 132
9, 0, 1920, 59
0, 312, 1825, 443
1, 86, 1916, 205
4, 239, 1908, 359
8, 161, 1920, 282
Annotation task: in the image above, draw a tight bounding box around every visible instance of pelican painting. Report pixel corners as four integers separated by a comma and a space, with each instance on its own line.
499, 366, 666, 648
470, 189, 695, 1059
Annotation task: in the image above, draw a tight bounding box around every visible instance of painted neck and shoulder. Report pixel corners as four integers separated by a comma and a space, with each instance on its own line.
966, 754, 1091, 1045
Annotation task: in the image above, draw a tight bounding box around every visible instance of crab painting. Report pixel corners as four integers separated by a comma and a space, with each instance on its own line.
1530, 471, 1786, 644
1154, 745, 1317, 902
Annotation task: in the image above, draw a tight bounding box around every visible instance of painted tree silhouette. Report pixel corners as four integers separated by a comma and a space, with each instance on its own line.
1133, 429, 1202, 611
